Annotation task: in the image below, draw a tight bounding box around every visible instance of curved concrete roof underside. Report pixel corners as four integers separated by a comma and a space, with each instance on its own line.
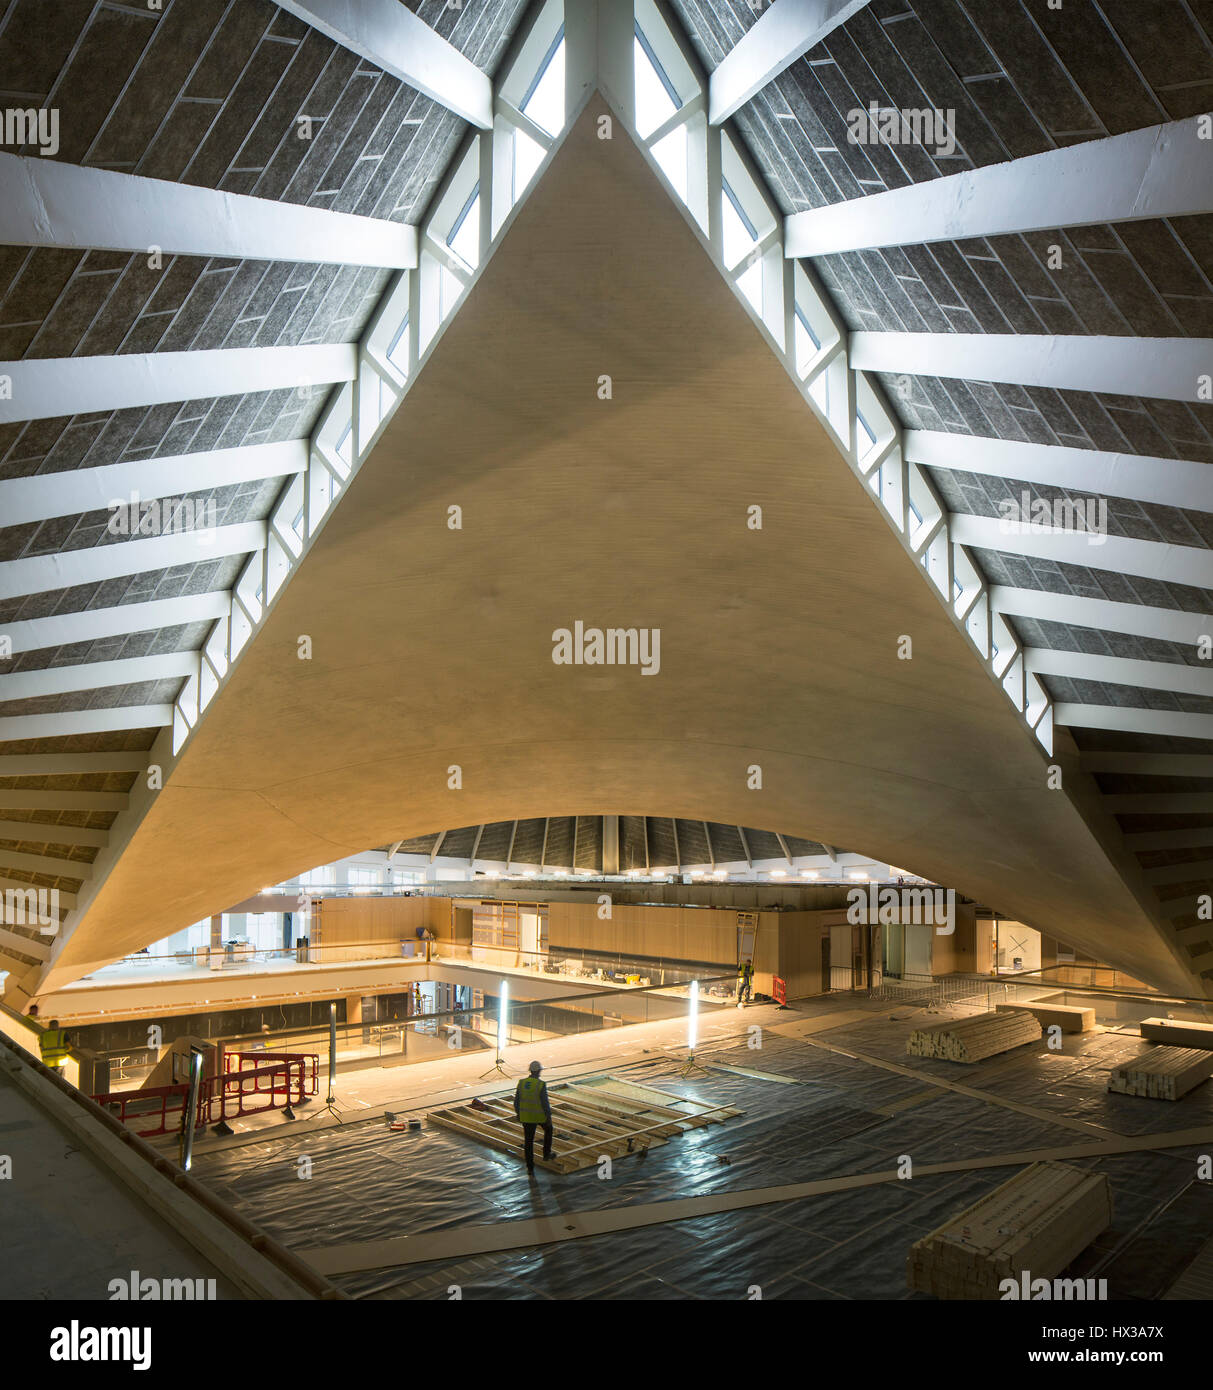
33, 98, 1200, 998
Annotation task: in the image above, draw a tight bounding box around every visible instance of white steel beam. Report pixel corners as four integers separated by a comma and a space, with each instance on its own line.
0, 522, 266, 602
275, 0, 493, 128
0, 850, 87, 878
0, 344, 356, 425
1102, 793, 1213, 812
1159, 893, 1210, 919
989, 587, 1209, 646
1081, 752, 1213, 776
0, 707, 173, 743
0, 926, 49, 961
709, 0, 873, 124
850, 333, 1212, 404
904, 431, 1212, 513
0, 877, 73, 910
0, 653, 198, 701
1145, 860, 1213, 886
950, 515, 1213, 588
1, 594, 232, 655
0, 821, 108, 848
1053, 704, 1213, 740
0, 789, 128, 811
786, 119, 1211, 256
0, 153, 417, 269
0, 753, 147, 775
0, 439, 306, 528
1024, 648, 1213, 698
1126, 827, 1213, 851
1176, 923, 1213, 945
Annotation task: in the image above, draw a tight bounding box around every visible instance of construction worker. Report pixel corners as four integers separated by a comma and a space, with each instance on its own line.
737, 958, 753, 1007
513, 1059, 553, 1175
37, 1017, 71, 1075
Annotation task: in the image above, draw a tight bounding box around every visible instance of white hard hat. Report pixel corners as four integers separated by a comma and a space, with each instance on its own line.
529, 1060, 543, 1075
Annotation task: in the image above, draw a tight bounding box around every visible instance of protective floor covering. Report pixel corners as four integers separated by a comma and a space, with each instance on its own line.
191, 1004, 1213, 1299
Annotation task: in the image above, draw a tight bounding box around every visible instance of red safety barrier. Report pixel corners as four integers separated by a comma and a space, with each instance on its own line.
93, 1051, 318, 1135
214, 1051, 318, 1121
90, 1081, 208, 1138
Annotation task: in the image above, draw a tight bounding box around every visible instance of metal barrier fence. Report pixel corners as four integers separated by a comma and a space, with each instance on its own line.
92, 1080, 203, 1138
867, 974, 1006, 1009
92, 1050, 318, 1137
216, 1051, 316, 1121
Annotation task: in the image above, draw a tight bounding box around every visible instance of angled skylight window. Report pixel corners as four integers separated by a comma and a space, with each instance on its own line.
387, 313, 409, 378
721, 180, 756, 267
856, 410, 877, 459
447, 184, 480, 270
722, 180, 763, 312
634, 23, 680, 139
513, 126, 546, 199
522, 27, 565, 136
335, 422, 353, 471
793, 304, 820, 377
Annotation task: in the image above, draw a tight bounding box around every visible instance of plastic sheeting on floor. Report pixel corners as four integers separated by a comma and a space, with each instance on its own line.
191, 1004, 1213, 1299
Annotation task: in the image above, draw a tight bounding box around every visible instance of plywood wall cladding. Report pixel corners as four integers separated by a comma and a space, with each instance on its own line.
39, 97, 1200, 999
546, 901, 743, 968
311, 896, 442, 946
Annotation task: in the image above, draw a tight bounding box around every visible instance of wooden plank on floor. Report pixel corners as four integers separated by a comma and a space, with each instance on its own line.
768, 1008, 880, 1037
705, 1062, 801, 1084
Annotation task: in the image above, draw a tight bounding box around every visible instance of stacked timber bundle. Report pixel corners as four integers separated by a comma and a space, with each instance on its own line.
1107, 1046, 1213, 1101
907, 1162, 1113, 1300
906, 1008, 1041, 1063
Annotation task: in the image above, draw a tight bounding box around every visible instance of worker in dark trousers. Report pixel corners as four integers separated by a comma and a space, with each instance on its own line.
514, 1060, 554, 1175
737, 958, 753, 1007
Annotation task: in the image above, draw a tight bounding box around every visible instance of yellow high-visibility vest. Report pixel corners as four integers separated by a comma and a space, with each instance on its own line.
516, 1076, 548, 1124
39, 1028, 69, 1066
